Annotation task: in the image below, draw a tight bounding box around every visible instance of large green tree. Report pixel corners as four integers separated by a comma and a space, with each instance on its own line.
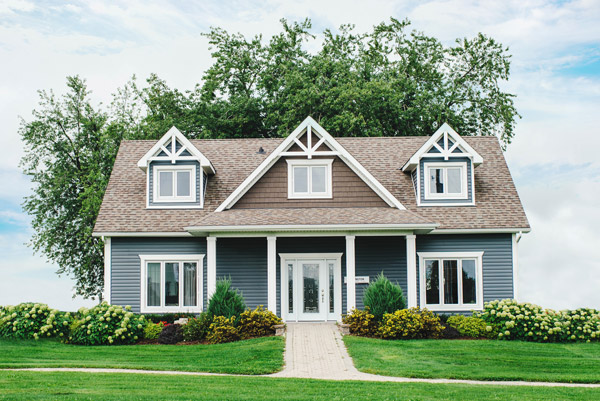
20, 19, 519, 298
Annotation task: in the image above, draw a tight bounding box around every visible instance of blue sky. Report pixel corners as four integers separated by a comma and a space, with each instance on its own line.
0, 0, 599, 311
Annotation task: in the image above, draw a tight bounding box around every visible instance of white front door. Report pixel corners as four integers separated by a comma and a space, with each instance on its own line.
298, 260, 327, 321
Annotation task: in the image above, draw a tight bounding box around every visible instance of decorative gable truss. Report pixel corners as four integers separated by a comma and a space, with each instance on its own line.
216, 116, 406, 211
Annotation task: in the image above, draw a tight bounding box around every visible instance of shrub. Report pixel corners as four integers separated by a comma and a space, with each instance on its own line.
68, 302, 145, 345
447, 315, 496, 339
238, 306, 282, 339
207, 316, 240, 344
342, 308, 378, 337
378, 308, 443, 340
207, 278, 246, 320
182, 313, 213, 342
362, 273, 406, 321
144, 313, 197, 324
143, 321, 164, 340
0, 303, 72, 340
158, 324, 184, 344
441, 324, 461, 339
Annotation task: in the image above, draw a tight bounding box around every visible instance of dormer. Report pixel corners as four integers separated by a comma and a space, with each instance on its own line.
402, 123, 483, 206
137, 127, 215, 209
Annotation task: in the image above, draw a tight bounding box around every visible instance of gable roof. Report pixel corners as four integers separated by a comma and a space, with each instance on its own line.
216, 117, 405, 211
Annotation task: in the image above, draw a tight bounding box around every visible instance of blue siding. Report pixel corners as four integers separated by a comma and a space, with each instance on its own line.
148, 160, 202, 207
419, 157, 473, 205
111, 237, 207, 313
416, 234, 513, 312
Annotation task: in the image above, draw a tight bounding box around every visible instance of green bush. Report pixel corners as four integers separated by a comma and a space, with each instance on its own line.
68, 302, 146, 345
0, 303, 72, 340
207, 316, 240, 344
143, 321, 164, 340
182, 313, 213, 342
362, 273, 406, 321
378, 308, 443, 340
478, 299, 600, 343
207, 278, 246, 320
342, 308, 378, 337
238, 306, 282, 339
447, 315, 496, 338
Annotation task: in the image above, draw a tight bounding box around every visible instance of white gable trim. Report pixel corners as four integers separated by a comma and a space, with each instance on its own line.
215, 116, 406, 211
402, 123, 483, 172
137, 126, 216, 174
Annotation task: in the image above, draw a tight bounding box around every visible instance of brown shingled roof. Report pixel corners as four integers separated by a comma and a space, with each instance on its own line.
93, 136, 529, 234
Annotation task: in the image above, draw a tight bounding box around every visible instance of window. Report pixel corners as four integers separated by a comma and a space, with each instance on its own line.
153, 165, 196, 203
424, 162, 468, 200
418, 252, 483, 311
140, 255, 204, 312
287, 159, 333, 199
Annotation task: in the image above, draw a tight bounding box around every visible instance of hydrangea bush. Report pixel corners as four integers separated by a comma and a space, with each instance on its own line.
477, 299, 600, 343
0, 303, 72, 339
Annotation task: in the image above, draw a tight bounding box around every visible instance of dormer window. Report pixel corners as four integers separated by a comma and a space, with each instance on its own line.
287, 159, 333, 199
424, 162, 468, 200
154, 165, 196, 203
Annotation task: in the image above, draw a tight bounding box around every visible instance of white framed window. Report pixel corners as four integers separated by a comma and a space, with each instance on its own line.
286, 159, 333, 199
153, 165, 196, 203
424, 162, 468, 200
139, 254, 204, 313
418, 252, 483, 311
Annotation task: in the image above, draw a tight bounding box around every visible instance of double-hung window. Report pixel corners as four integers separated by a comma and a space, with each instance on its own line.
153, 165, 196, 203
424, 162, 468, 200
140, 255, 204, 313
287, 159, 333, 199
418, 252, 483, 311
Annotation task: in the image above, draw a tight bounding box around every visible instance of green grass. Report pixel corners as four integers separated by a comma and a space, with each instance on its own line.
0, 371, 598, 400
343, 336, 600, 383
0, 337, 283, 375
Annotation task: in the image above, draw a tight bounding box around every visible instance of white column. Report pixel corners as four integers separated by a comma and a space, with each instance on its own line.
267, 236, 277, 313
103, 237, 111, 304
406, 234, 417, 308
512, 233, 519, 301
346, 235, 356, 312
207, 237, 217, 300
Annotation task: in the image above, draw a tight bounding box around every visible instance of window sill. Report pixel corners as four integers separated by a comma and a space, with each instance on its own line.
140, 307, 203, 314
422, 304, 483, 312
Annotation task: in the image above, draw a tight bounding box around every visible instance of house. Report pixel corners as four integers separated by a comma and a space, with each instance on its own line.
92, 117, 530, 321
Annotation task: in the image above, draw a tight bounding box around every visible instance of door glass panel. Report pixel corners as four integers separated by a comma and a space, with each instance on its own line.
159, 171, 173, 197
293, 167, 308, 193
311, 166, 327, 193
425, 260, 440, 304
462, 260, 477, 304
288, 263, 294, 314
328, 262, 334, 313
165, 262, 180, 306
429, 168, 444, 194
147, 262, 161, 307
303, 263, 320, 313
447, 168, 462, 194
443, 260, 459, 304
176, 171, 191, 197
183, 262, 197, 307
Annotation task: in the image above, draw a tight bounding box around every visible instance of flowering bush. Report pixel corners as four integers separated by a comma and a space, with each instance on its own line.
477, 299, 600, 343
378, 308, 443, 339
342, 308, 379, 337
0, 303, 72, 339
68, 302, 146, 345
446, 315, 496, 339
143, 321, 164, 340
207, 316, 240, 344
238, 306, 282, 339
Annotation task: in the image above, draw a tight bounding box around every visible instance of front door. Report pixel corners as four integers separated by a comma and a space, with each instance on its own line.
298, 260, 327, 321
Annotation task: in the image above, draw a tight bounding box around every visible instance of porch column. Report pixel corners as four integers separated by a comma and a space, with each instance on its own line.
406, 234, 417, 308
267, 236, 277, 313
346, 235, 356, 312
103, 237, 111, 304
207, 237, 217, 300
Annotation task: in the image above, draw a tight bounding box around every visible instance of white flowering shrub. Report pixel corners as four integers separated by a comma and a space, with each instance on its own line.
0, 303, 72, 339
68, 302, 145, 345
477, 299, 600, 343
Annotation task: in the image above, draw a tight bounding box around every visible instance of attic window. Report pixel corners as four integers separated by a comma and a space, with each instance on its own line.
287, 159, 333, 199
424, 162, 467, 200
154, 165, 196, 203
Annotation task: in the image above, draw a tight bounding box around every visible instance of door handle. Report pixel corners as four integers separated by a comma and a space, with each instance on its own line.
321, 289, 324, 302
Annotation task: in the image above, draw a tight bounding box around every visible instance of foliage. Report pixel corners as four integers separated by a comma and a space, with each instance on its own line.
238, 306, 282, 339
144, 313, 197, 324
362, 273, 406, 321
207, 316, 240, 344
207, 278, 246, 320
158, 324, 184, 345
68, 302, 145, 345
378, 308, 443, 340
446, 315, 496, 339
143, 321, 164, 340
0, 303, 72, 340
477, 299, 600, 343
441, 324, 461, 339
342, 308, 379, 337
182, 313, 213, 342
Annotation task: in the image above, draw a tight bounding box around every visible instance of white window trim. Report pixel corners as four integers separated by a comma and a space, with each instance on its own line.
286, 159, 333, 199
153, 165, 197, 203
139, 254, 204, 313
418, 251, 484, 311
423, 161, 469, 200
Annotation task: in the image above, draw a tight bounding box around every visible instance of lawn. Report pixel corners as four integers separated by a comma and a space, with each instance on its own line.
0, 337, 283, 375
0, 371, 598, 400
343, 336, 600, 383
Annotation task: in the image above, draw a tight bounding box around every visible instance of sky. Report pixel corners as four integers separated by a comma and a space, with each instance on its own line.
0, 0, 599, 311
